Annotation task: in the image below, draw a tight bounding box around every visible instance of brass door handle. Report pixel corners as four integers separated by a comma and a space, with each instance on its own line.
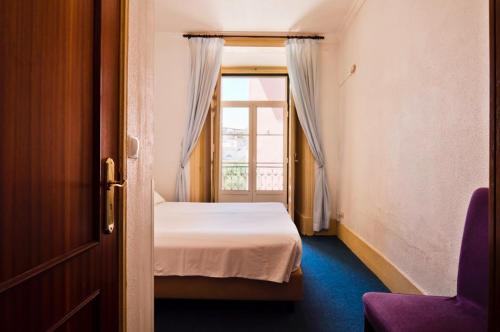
105, 158, 125, 234
108, 180, 127, 189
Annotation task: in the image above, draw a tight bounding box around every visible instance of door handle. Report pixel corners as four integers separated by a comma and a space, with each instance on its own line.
105, 158, 126, 234
108, 180, 127, 189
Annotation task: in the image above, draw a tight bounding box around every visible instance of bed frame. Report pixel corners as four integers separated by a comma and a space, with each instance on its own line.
154, 268, 303, 301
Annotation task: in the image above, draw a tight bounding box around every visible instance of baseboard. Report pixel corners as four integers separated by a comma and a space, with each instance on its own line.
295, 211, 337, 236
337, 222, 423, 295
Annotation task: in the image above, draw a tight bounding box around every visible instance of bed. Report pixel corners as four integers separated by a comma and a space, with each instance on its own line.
154, 202, 303, 301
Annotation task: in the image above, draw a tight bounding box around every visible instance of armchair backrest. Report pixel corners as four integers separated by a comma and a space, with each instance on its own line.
456, 188, 488, 310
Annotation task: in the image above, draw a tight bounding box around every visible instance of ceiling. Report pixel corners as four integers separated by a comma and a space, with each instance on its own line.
155, 0, 354, 35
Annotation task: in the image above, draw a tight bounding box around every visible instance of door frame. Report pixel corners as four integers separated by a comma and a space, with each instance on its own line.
119, 0, 129, 330
490, 1, 500, 330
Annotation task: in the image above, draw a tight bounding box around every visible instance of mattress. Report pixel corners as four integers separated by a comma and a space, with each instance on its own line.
154, 202, 302, 283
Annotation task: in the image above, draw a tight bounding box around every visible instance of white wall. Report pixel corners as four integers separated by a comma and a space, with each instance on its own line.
222, 46, 287, 67
335, 0, 489, 295
127, 0, 155, 330
153, 36, 339, 220
154, 33, 190, 201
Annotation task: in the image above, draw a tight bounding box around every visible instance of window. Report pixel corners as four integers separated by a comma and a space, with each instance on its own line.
218, 75, 288, 203
221, 107, 249, 190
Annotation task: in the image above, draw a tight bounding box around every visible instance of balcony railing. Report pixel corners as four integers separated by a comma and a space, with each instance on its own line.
221, 163, 249, 190
221, 162, 283, 191
256, 164, 283, 191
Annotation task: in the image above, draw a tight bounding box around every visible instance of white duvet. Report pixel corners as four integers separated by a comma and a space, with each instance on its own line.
154, 202, 302, 283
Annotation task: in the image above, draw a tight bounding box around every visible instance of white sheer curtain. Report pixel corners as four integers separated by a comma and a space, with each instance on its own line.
286, 39, 331, 231
175, 37, 224, 201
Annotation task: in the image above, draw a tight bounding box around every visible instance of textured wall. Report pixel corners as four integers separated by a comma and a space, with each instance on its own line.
335, 0, 489, 295
153, 33, 190, 201
126, 0, 155, 330
153, 35, 339, 225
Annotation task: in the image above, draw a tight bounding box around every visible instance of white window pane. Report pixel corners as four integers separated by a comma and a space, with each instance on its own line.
257, 136, 283, 163
256, 132, 283, 191
257, 107, 284, 135
221, 77, 250, 101
221, 107, 249, 191
222, 76, 287, 101
222, 135, 248, 163
222, 107, 249, 134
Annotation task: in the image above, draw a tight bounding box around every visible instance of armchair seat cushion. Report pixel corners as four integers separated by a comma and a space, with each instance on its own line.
363, 292, 487, 332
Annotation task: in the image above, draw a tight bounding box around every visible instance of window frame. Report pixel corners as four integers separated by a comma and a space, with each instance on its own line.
217, 73, 289, 203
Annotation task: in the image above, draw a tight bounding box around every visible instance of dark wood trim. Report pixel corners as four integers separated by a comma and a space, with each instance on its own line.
118, 0, 129, 329
490, 1, 500, 331
182, 33, 324, 40
221, 73, 289, 77
93, 0, 103, 242
155, 268, 303, 301
47, 290, 101, 332
97, 0, 122, 329
0, 242, 99, 294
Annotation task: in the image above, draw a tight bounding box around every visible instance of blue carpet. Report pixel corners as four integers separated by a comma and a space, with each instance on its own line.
155, 237, 389, 332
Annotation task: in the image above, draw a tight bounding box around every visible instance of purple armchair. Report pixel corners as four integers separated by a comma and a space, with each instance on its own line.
363, 188, 488, 332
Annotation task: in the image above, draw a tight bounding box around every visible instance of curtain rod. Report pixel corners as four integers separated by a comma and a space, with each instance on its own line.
182, 34, 324, 40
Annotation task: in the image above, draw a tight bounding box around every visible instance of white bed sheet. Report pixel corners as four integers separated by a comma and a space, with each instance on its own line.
154, 202, 302, 283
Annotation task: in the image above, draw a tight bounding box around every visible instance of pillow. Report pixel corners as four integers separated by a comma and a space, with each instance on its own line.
154, 191, 166, 205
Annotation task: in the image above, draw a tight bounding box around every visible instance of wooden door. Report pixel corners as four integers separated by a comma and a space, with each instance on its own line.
294, 113, 316, 236
0, 0, 122, 331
